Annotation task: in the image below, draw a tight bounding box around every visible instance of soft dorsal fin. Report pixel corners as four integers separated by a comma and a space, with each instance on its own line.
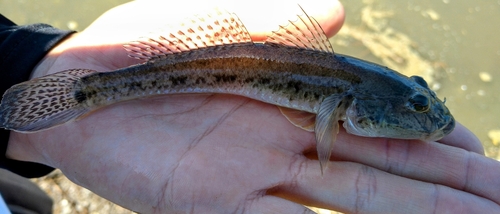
124, 8, 253, 60
265, 6, 334, 54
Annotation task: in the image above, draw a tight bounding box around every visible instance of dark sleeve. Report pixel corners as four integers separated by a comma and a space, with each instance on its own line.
0, 14, 75, 178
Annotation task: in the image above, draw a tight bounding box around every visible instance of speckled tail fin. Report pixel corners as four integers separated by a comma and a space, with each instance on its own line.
0, 69, 96, 133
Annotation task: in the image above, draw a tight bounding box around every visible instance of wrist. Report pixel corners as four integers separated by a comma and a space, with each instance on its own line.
5, 132, 38, 162
31, 33, 77, 78
3, 131, 55, 177
3, 34, 78, 166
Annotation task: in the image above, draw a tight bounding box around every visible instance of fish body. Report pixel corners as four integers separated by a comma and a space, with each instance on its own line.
0, 8, 454, 172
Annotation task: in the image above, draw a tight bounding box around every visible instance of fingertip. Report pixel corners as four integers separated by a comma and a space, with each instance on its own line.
301, 0, 345, 37
233, 0, 345, 41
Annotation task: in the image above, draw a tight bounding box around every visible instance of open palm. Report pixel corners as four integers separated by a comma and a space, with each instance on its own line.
7, 1, 500, 213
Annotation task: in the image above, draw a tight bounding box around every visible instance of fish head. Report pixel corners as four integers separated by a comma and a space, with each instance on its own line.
343, 75, 455, 141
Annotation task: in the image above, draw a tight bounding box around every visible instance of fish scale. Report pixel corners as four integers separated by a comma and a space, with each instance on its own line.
77, 43, 355, 113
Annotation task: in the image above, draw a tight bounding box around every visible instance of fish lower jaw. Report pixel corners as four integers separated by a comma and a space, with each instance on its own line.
343, 118, 427, 140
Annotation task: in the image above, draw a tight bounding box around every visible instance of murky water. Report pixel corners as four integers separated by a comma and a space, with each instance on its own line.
0, 0, 129, 31
334, 0, 500, 159
1, 0, 499, 159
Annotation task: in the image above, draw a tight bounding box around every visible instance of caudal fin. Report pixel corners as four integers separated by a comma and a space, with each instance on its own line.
0, 69, 96, 133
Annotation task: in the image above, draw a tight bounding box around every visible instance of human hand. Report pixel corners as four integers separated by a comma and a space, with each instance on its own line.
6, 0, 500, 213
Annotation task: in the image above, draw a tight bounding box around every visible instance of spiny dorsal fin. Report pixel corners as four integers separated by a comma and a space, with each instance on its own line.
124, 8, 252, 60
265, 6, 334, 54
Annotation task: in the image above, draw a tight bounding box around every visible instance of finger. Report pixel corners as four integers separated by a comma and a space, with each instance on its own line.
438, 121, 484, 154
246, 195, 316, 214
314, 128, 500, 205
232, 0, 345, 41
271, 160, 500, 213
84, 0, 344, 43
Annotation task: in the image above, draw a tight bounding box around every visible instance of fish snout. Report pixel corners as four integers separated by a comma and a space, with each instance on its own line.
424, 116, 455, 141
441, 117, 455, 136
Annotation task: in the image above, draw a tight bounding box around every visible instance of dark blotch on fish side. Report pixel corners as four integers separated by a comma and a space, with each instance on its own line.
214, 74, 237, 83
170, 76, 188, 86
195, 77, 206, 84
74, 91, 87, 103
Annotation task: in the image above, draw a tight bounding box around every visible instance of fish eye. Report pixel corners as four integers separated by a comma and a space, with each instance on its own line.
410, 76, 429, 88
409, 94, 430, 112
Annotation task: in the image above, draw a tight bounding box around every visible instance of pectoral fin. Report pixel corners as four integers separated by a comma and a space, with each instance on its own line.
315, 94, 352, 174
278, 107, 316, 132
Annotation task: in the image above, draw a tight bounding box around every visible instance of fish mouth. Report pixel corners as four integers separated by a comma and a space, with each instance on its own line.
425, 116, 455, 141
441, 118, 455, 136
